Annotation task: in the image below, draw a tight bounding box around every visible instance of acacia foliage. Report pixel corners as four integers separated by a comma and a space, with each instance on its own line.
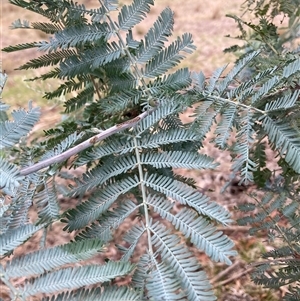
0, 0, 300, 300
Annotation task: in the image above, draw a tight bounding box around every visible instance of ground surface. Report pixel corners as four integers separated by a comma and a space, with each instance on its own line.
1, 1, 283, 300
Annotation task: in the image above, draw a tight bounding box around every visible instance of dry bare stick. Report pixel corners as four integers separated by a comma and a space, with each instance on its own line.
19, 109, 153, 176
214, 266, 253, 287
211, 261, 240, 284
217, 226, 250, 232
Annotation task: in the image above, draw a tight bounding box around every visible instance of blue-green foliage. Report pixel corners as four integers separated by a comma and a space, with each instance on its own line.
1, 0, 300, 300
221, 1, 300, 299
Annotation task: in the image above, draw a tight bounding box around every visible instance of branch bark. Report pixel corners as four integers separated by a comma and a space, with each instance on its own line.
19, 109, 153, 176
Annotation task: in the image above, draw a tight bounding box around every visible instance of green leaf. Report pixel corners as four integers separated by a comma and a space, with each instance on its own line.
41, 286, 141, 301
17, 49, 77, 70
262, 116, 300, 173
0, 224, 44, 256
148, 195, 236, 264
5, 239, 104, 278
136, 7, 174, 64
23, 262, 133, 297
145, 173, 232, 225
0, 158, 24, 196
118, 0, 154, 31
70, 156, 139, 197
143, 33, 196, 78
150, 222, 216, 301
0, 102, 41, 149
147, 254, 184, 300
38, 23, 114, 52
65, 177, 139, 230
140, 151, 217, 169
76, 201, 138, 243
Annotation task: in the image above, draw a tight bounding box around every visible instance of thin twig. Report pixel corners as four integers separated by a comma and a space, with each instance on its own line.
134, 136, 154, 255
214, 266, 254, 287
206, 95, 266, 115
211, 261, 240, 284
19, 109, 154, 176
0, 266, 25, 301
90, 75, 102, 100
217, 226, 250, 232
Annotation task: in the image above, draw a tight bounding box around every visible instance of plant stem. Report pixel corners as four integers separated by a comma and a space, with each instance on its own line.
99, 0, 157, 254
19, 109, 153, 176
90, 75, 102, 100
206, 95, 266, 115
0, 266, 25, 301
133, 137, 154, 255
